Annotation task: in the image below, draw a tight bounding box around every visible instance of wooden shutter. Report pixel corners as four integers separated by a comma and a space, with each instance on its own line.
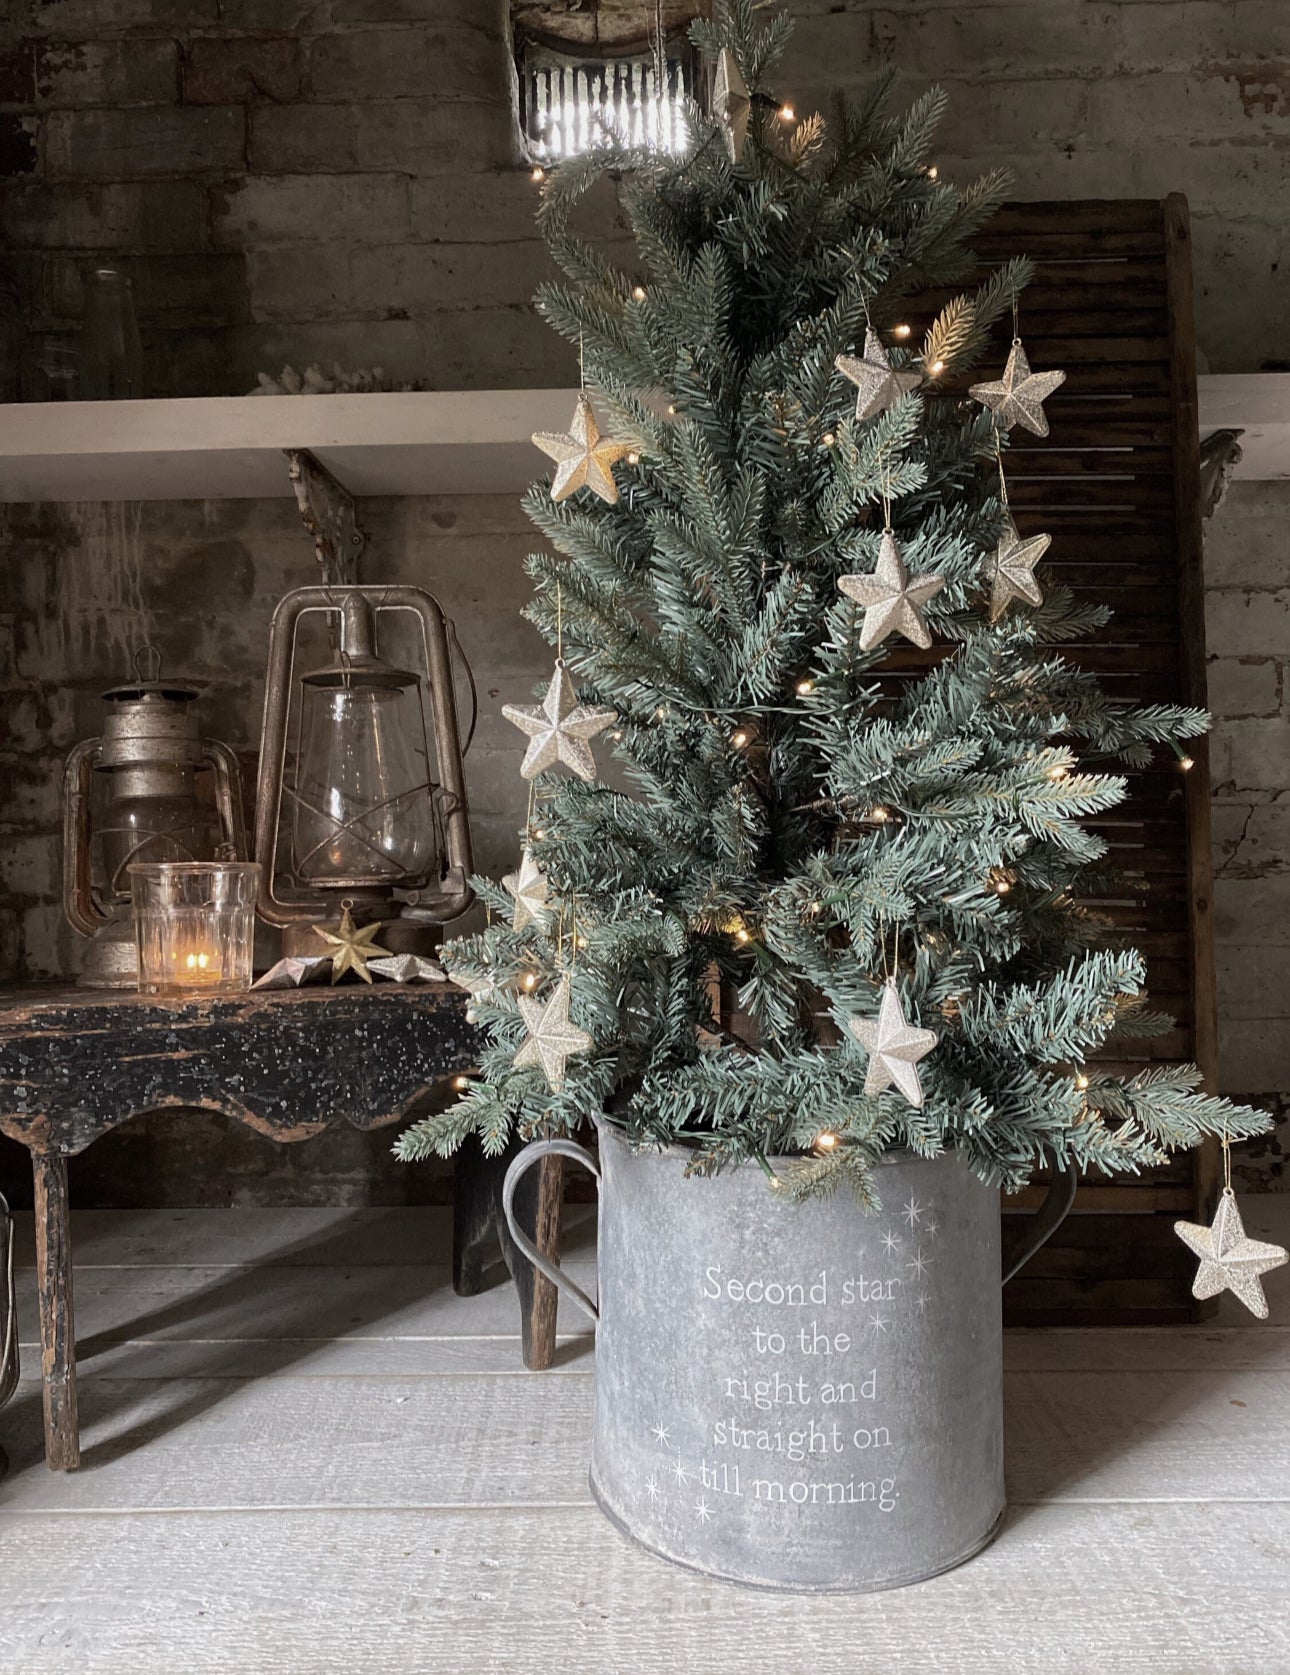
952, 196, 1217, 1323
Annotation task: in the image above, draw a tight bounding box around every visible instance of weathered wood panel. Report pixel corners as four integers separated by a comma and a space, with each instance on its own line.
2, 1503, 1287, 1674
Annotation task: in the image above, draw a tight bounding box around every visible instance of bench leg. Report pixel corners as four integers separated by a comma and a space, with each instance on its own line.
516, 1153, 564, 1373
33, 1153, 78, 1471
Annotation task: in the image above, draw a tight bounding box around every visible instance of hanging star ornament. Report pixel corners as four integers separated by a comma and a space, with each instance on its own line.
969, 339, 1066, 437
713, 48, 751, 162
452, 967, 511, 1024
513, 974, 594, 1091
985, 517, 1051, 621
835, 330, 922, 422
314, 907, 393, 984
848, 982, 939, 1108
532, 392, 631, 505
502, 659, 617, 782
503, 848, 551, 933
837, 531, 946, 652
1175, 1189, 1287, 1319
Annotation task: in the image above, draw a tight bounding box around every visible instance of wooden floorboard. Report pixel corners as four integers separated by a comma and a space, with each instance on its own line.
1, 1203, 1288, 1673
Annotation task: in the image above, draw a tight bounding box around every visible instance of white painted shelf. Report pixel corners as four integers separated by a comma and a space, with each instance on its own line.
1197, 372, 1290, 480
0, 389, 583, 502
0, 377, 1285, 503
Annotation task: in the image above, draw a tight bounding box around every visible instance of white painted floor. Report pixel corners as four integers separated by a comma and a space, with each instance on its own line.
1, 1201, 1288, 1674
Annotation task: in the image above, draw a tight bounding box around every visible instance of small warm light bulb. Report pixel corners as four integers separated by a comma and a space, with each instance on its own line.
927, 164, 939, 180
796, 679, 814, 696
893, 323, 912, 340
1048, 763, 1070, 781
734, 927, 751, 945
816, 1130, 838, 1152
870, 805, 891, 824
530, 165, 545, 182
1075, 1073, 1090, 1091
732, 729, 749, 748
808, 899, 823, 915
452, 1074, 471, 1092
655, 705, 668, 720
1179, 754, 1194, 771
609, 728, 623, 741
667, 403, 677, 416
779, 104, 796, 122
996, 879, 1011, 895
575, 934, 588, 950
821, 430, 836, 447
929, 358, 945, 376
521, 972, 539, 991
632, 284, 647, 301
627, 450, 640, 465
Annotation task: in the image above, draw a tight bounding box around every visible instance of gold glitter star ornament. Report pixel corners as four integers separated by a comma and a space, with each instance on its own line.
532, 392, 631, 504
848, 982, 938, 1108
1175, 1189, 1287, 1319
985, 518, 1050, 621
502, 660, 617, 781
713, 48, 751, 162
970, 339, 1066, 437
503, 848, 551, 933
513, 975, 594, 1090
837, 531, 946, 651
314, 907, 392, 984
835, 331, 922, 422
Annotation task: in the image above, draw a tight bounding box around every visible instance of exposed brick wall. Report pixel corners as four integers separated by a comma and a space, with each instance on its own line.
1, 1, 1287, 386
1206, 480, 1290, 1185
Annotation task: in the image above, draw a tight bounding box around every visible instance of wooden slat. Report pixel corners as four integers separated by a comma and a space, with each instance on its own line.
3, 1504, 1289, 1673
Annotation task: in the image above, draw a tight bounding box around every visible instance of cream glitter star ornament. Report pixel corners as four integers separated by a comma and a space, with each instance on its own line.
453, 968, 511, 1024
848, 981, 939, 1109
838, 531, 946, 651
503, 848, 551, 933
985, 517, 1051, 621
713, 48, 751, 162
969, 338, 1066, 437
314, 907, 392, 985
513, 974, 594, 1090
532, 392, 631, 505
835, 330, 922, 422
1175, 1188, 1287, 1319
502, 659, 617, 781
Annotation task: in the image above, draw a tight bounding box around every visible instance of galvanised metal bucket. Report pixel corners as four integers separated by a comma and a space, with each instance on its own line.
504, 1122, 1074, 1592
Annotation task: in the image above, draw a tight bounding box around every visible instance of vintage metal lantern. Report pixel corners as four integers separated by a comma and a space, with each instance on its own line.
252, 584, 473, 956
62, 654, 246, 989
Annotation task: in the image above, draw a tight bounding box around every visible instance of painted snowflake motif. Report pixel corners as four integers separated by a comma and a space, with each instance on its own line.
902, 1197, 926, 1228
870, 1313, 890, 1334
915, 1293, 930, 1314
881, 1229, 902, 1256
651, 1422, 671, 1446
907, 1249, 931, 1279
645, 1475, 660, 1502
672, 1459, 692, 1486
924, 1219, 940, 1239
694, 1497, 714, 1524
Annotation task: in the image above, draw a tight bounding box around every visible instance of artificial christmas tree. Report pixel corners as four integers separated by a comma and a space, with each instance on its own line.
398, 0, 1277, 1589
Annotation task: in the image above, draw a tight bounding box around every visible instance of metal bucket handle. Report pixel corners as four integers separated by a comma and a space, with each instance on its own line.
502, 1139, 1078, 1324
503, 1138, 602, 1325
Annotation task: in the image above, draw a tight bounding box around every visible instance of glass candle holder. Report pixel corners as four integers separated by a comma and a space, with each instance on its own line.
128, 862, 260, 996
